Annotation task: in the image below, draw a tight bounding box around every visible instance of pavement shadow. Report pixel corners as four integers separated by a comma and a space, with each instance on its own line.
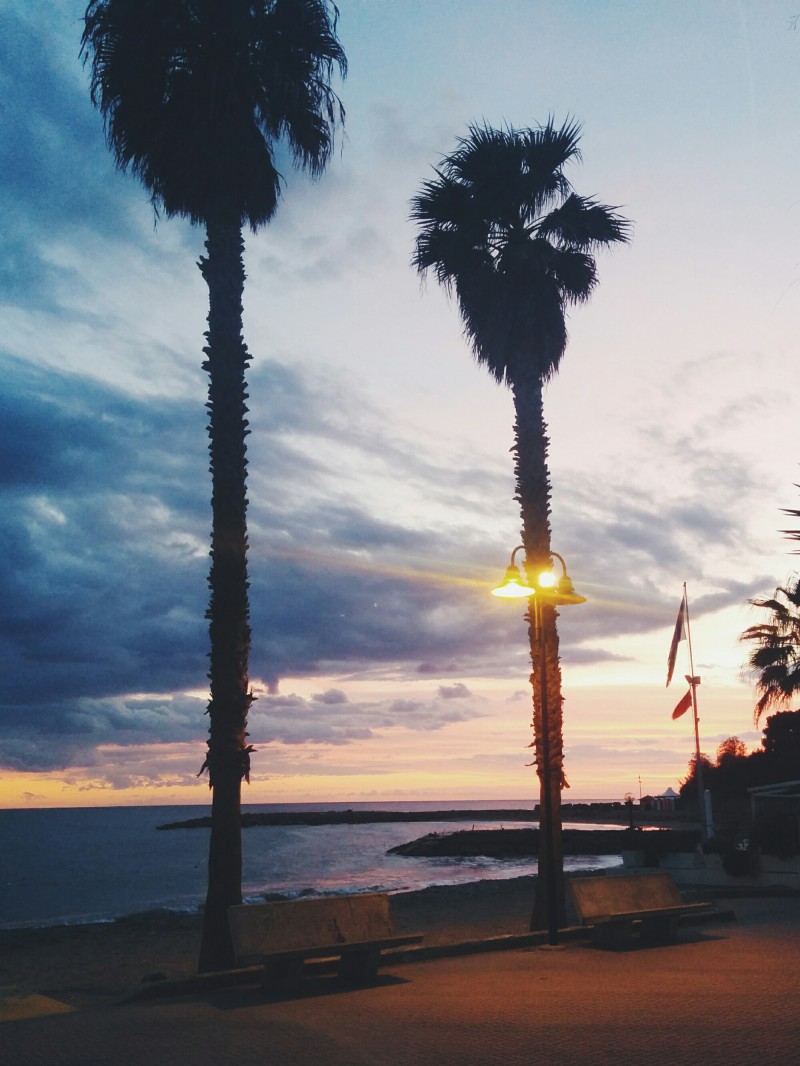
198, 971, 409, 1011
579, 928, 728, 952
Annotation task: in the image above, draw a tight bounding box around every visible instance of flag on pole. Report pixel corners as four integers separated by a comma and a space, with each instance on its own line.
671, 688, 692, 719
666, 594, 686, 687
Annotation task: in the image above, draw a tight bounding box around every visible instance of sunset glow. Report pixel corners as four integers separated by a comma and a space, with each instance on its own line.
2, 2, 796, 811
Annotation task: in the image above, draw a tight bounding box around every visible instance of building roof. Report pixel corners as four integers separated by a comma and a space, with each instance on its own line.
748, 779, 800, 800
749, 780, 800, 818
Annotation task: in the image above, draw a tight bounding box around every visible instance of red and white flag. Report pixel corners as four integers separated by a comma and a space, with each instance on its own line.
671, 688, 692, 720
666, 594, 686, 687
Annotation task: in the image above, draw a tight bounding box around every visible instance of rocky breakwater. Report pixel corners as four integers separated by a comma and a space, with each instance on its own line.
388, 827, 702, 859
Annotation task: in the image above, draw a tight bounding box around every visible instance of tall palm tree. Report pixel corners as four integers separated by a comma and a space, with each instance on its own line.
411, 120, 629, 930
741, 577, 800, 722
81, 0, 346, 972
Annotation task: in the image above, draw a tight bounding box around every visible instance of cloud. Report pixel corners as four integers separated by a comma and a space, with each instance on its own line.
0, 695, 207, 772
2, 2, 794, 799
248, 687, 485, 750
1, 7, 203, 332
0, 340, 767, 772
0, 347, 506, 769
562, 647, 635, 666
437, 683, 472, 699
311, 689, 349, 705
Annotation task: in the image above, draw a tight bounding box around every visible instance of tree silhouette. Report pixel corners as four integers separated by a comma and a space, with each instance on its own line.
411, 119, 629, 930
81, 0, 346, 971
741, 577, 800, 724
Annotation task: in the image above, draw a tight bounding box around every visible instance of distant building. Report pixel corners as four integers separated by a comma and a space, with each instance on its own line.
641, 787, 680, 812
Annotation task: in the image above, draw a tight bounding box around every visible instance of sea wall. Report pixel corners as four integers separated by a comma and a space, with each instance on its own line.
389, 827, 700, 858
622, 849, 800, 891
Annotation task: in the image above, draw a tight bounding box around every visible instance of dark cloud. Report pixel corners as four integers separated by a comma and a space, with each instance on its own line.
0, 694, 207, 772
0, 340, 771, 775
0, 351, 507, 770
0, 360, 209, 713
0, 7, 776, 782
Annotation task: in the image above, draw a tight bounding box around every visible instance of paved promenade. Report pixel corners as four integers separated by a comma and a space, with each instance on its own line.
2, 896, 798, 1066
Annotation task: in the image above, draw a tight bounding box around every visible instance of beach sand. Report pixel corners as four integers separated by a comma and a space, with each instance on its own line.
0, 876, 540, 1010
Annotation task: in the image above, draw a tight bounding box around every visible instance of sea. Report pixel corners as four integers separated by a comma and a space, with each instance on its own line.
0, 800, 624, 930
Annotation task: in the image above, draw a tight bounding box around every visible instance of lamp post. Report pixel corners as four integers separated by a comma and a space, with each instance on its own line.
492, 546, 586, 947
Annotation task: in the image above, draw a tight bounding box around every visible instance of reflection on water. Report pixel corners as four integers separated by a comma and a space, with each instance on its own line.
241, 820, 623, 901
0, 805, 625, 928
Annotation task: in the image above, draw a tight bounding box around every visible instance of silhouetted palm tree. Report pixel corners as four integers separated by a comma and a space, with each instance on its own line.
741, 577, 800, 722
81, 0, 346, 972
411, 120, 629, 930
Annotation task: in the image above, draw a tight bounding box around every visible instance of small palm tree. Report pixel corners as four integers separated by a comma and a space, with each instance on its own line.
412, 120, 629, 930
81, 0, 346, 972
741, 577, 800, 722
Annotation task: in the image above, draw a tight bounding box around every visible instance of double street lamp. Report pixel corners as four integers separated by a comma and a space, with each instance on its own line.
491, 546, 586, 947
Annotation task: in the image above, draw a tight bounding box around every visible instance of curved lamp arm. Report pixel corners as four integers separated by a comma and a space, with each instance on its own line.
491, 547, 587, 606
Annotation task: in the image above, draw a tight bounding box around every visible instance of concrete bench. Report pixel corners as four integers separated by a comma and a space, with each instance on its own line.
569, 871, 711, 948
229, 892, 423, 993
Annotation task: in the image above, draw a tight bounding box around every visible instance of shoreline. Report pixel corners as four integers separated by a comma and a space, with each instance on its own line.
0, 870, 550, 936
0, 876, 544, 1008
2, 813, 695, 934
2, 873, 790, 1013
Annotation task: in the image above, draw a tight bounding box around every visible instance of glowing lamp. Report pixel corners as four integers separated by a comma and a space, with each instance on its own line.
491, 561, 535, 598
491, 548, 587, 606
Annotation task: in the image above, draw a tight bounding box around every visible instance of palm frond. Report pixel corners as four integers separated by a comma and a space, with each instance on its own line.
410, 116, 630, 384
81, 0, 346, 228
537, 193, 632, 250
548, 248, 597, 304
740, 576, 800, 721
518, 118, 580, 215
779, 482, 800, 551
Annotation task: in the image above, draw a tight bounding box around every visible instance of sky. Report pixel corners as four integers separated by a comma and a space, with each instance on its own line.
2, 0, 800, 809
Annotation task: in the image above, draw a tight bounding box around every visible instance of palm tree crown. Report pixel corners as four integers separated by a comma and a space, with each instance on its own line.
741, 577, 800, 722
82, 0, 346, 227
411, 119, 629, 384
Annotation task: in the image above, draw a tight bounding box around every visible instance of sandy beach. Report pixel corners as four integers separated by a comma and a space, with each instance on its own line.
0, 876, 542, 1009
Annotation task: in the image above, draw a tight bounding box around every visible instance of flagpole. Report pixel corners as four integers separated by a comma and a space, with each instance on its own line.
683, 583, 708, 840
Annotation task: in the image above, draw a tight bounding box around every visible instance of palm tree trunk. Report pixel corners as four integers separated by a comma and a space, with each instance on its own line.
510, 372, 568, 934
197, 214, 254, 973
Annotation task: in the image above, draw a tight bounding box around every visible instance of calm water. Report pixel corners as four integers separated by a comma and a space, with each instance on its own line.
0, 801, 623, 929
